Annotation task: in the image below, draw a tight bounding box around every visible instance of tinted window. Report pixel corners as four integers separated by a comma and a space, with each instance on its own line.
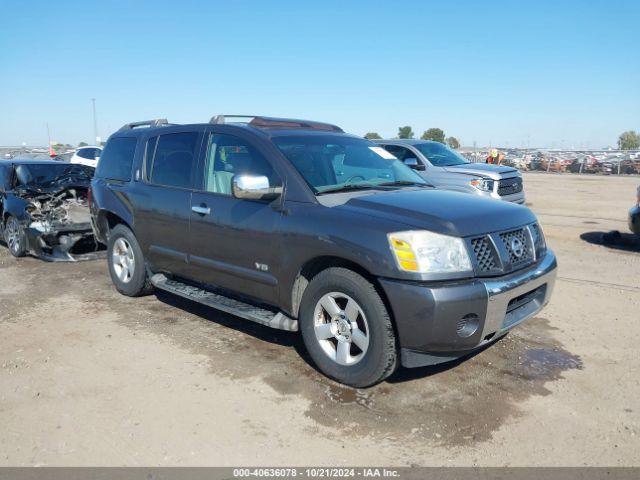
95, 137, 137, 181
144, 136, 158, 180
77, 147, 100, 160
149, 132, 199, 189
383, 145, 415, 161
203, 134, 279, 195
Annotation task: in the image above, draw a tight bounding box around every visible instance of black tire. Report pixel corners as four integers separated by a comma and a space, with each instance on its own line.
4, 216, 27, 257
107, 224, 153, 297
299, 267, 397, 388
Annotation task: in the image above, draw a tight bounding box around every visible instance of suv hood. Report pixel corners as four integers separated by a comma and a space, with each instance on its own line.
443, 163, 519, 180
339, 189, 535, 237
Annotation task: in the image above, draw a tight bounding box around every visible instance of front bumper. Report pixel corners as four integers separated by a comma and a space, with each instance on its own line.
379, 250, 557, 368
24, 224, 105, 262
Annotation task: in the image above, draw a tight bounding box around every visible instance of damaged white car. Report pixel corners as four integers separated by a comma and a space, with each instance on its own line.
0, 159, 104, 261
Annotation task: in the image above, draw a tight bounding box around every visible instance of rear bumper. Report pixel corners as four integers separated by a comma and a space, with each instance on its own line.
379, 250, 557, 368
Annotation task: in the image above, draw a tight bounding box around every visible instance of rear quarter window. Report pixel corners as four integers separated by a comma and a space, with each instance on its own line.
95, 137, 138, 181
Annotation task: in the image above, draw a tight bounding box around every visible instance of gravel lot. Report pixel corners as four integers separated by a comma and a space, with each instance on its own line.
1, 172, 639, 466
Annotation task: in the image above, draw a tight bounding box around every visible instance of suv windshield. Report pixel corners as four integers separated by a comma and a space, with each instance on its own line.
274, 135, 427, 194
15, 163, 93, 188
414, 142, 469, 167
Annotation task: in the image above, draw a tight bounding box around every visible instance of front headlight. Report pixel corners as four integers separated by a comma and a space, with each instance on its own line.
470, 178, 494, 192
388, 230, 473, 274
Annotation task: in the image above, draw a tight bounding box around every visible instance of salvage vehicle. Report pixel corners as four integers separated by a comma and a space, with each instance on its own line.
91, 116, 557, 387
377, 140, 525, 204
0, 159, 102, 261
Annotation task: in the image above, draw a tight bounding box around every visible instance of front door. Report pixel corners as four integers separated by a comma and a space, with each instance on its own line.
188, 131, 284, 305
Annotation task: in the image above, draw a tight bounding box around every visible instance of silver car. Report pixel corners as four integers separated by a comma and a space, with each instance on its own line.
377, 140, 525, 204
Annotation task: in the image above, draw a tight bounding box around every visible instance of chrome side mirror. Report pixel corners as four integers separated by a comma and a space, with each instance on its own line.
404, 157, 425, 171
232, 175, 282, 201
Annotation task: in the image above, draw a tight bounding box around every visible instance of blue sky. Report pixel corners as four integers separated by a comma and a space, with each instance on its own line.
0, 0, 638, 148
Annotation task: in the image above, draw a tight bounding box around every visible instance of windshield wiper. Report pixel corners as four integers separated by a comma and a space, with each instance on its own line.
317, 183, 377, 195
377, 181, 432, 188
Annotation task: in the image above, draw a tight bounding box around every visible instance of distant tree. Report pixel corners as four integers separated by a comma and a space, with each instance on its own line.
446, 136, 460, 149
618, 131, 640, 150
397, 126, 414, 139
78, 141, 88, 147
421, 128, 446, 143
364, 132, 382, 140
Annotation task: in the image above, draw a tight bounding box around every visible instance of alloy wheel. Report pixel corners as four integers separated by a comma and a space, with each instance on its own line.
112, 238, 135, 283
313, 292, 370, 366
5, 218, 20, 254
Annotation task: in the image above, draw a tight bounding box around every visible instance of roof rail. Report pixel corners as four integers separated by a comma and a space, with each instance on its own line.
118, 119, 169, 131
209, 115, 256, 124
210, 115, 343, 133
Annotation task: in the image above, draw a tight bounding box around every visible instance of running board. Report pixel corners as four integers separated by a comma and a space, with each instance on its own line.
150, 274, 298, 332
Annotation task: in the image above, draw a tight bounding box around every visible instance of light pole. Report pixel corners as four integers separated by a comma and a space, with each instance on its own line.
91, 98, 99, 145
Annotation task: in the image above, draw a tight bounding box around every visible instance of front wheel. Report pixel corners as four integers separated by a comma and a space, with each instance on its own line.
299, 268, 398, 388
4, 216, 26, 257
107, 224, 153, 297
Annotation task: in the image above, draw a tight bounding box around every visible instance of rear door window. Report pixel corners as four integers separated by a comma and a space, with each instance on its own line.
95, 137, 137, 181
148, 132, 200, 189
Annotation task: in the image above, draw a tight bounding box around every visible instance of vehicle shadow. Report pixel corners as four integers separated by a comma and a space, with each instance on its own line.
580, 231, 640, 253
155, 289, 499, 385
386, 336, 504, 383
153, 290, 315, 367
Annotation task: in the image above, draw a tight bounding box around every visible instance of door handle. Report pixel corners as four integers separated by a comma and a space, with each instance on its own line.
191, 204, 211, 216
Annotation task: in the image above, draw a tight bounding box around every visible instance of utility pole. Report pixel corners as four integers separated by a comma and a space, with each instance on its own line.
91, 98, 99, 145
46, 122, 51, 146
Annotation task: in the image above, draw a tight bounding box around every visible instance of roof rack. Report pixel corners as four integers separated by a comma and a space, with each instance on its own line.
209, 115, 256, 124
209, 115, 343, 133
118, 119, 169, 131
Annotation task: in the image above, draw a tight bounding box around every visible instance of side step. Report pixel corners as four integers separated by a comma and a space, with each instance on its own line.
150, 273, 298, 332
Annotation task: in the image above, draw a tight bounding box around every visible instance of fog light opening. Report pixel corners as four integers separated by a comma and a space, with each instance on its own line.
457, 313, 480, 338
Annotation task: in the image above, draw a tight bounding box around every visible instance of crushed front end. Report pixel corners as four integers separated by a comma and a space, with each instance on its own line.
21, 186, 104, 262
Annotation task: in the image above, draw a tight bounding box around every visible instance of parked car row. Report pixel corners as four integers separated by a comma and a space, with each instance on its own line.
3, 115, 558, 387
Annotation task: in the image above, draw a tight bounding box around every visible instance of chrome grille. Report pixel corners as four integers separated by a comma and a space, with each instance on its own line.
500, 228, 534, 265
470, 236, 498, 272
497, 177, 523, 196
529, 223, 546, 255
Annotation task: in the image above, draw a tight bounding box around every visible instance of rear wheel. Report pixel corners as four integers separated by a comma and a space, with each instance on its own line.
107, 224, 153, 297
299, 267, 397, 387
4, 216, 26, 257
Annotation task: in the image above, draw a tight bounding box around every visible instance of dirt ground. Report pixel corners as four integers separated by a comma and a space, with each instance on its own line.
0, 172, 639, 466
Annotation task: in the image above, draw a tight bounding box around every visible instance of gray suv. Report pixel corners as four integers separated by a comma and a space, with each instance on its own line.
90, 115, 555, 387
378, 140, 525, 204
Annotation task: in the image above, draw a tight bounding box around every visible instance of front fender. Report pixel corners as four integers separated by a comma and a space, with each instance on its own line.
3, 195, 31, 223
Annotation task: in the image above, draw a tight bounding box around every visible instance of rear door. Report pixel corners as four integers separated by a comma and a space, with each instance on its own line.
135, 129, 203, 277
188, 128, 284, 305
